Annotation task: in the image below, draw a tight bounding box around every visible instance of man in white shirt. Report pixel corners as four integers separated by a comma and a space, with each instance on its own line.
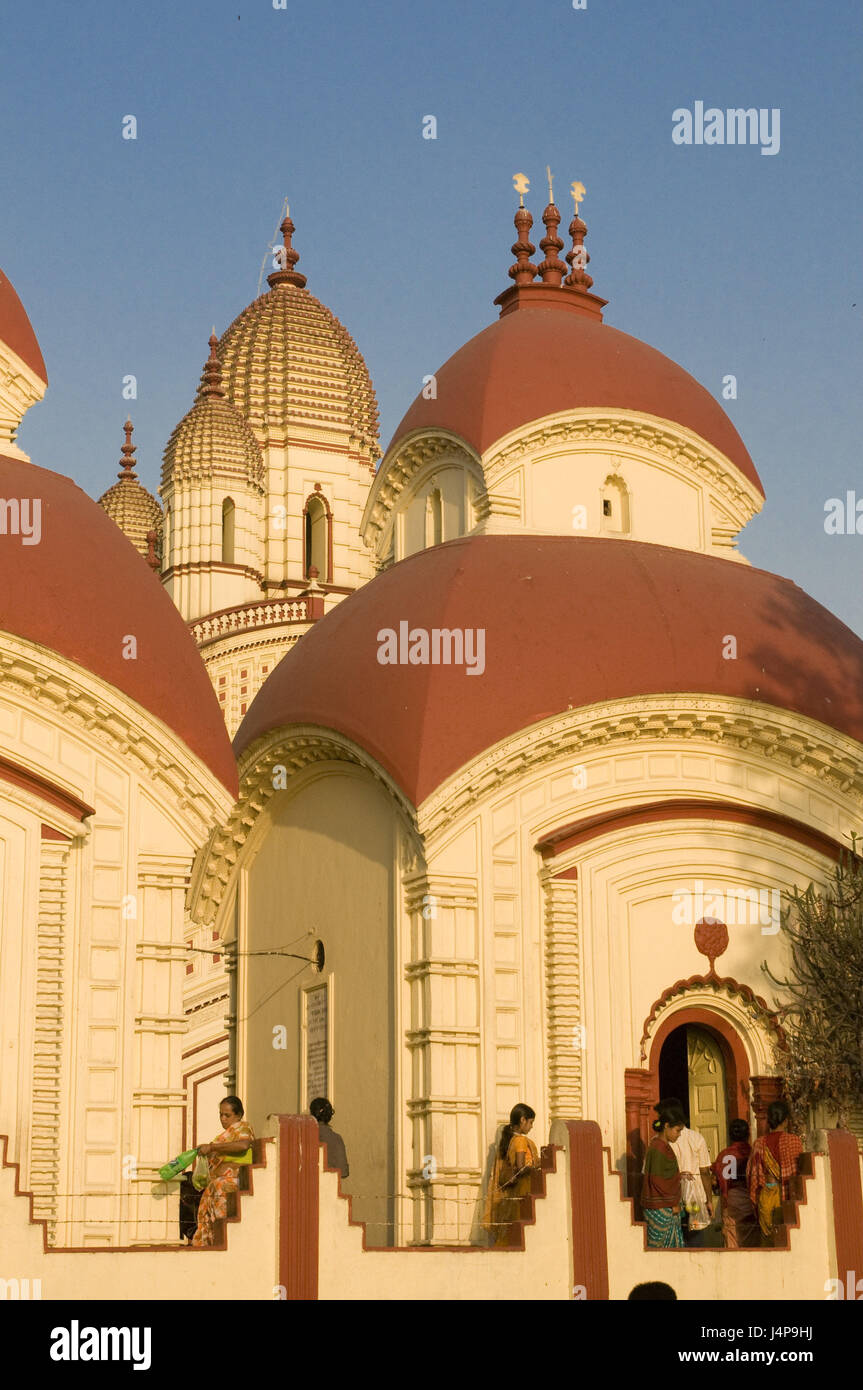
668, 1114, 714, 1247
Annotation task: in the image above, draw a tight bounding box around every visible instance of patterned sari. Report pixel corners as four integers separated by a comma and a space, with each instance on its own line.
191, 1118, 255, 1248
482, 1134, 540, 1246
642, 1137, 684, 1249
747, 1131, 802, 1243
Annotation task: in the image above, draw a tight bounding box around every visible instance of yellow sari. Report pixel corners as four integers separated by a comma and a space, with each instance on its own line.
756, 1141, 783, 1240
482, 1134, 539, 1246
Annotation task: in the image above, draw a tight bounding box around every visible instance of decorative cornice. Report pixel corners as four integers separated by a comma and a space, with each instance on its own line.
361, 431, 482, 555
0, 631, 233, 835
200, 632, 298, 667
0, 751, 95, 821
0, 338, 47, 459
418, 694, 863, 840
537, 797, 847, 863
638, 971, 787, 1061
187, 727, 420, 925
481, 409, 763, 522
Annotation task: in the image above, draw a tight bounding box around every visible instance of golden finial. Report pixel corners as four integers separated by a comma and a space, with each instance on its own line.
570, 180, 586, 215
513, 172, 530, 207
546, 165, 555, 204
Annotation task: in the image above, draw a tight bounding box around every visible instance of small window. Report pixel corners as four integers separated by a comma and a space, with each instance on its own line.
222, 498, 236, 563
304, 494, 329, 578
426, 488, 443, 547
600, 475, 630, 535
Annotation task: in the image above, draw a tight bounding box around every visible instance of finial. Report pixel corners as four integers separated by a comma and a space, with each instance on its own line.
546, 165, 555, 204
513, 172, 530, 208
197, 331, 225, 399
267, 210, 307, 290
145, 529, 160, 573
507, 201, 538, 287
538, 189, 566, 287
564, 184, 594, 290
117, 418, 137, 480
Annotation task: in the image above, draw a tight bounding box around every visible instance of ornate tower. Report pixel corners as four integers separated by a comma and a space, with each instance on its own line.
97, 419, 163, 569
160, 211, 380, 733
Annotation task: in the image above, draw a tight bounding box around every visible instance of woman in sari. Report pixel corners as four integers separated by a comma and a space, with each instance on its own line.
482, 1103, 539, 1246
746, 1100, 802, 1246
642, 1100, 685, 1249
191, 1096, 255, 1248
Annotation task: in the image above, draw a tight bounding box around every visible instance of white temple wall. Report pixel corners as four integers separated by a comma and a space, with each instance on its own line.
261, 439, 374, 591
0, 639, 232, 1247
416, 696, 863, 1215
238, 762, 399, 1244
368, 410, 762, 563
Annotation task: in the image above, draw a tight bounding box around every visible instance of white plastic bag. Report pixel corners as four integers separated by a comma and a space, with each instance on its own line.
192, 1151, 209, 1191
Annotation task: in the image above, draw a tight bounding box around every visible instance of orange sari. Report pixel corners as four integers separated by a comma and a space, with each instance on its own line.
482, 1134, 539, 1246
191, 1118, 255, 1248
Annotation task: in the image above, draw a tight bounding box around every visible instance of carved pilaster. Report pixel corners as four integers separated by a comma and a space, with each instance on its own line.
29, 836, 72, 1244
542, 874, 582, 1120
403, 872, 481, 1245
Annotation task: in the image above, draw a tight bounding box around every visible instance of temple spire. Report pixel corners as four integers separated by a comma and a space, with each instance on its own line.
117, 418, 137, 480
197, 331, 225, 399
267, 209, 307, 290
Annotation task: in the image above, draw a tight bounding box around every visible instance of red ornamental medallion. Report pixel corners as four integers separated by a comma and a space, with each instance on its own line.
694, 917, 729, 972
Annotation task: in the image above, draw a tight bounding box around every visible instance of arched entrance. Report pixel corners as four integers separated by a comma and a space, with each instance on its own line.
648, 1006, 750, 1130
625, 1004, 754, 1207
658, 1021, 729, 1158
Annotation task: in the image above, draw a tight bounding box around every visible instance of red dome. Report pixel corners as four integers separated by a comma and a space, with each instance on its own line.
391, 302, 762, 495
0, 453, 237, 794
0, 267, 47, 381
236, 535, 863, 805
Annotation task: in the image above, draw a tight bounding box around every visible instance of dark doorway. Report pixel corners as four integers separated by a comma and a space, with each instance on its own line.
658, 1025, 690, 1122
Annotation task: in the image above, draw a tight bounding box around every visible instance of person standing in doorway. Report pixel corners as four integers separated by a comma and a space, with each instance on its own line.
712, 1118, 757, 1248
666, 1103, 715, 1247
310, 1097, 350, 1180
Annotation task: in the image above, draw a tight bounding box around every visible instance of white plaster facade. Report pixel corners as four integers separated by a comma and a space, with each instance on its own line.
362, 409, 763, 568
0, 634, 233, 1247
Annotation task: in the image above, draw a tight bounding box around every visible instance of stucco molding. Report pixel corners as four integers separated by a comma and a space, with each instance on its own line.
361, 430, 483, 557
639, 977, 782, 1074
0, 338, 46, 459
541, 873, 582, 1120
480, 408, 763, 527
417, 694, 863, 841
188, 726, 420, 926
29, 836, 72, 1244
0, 632, 233, 834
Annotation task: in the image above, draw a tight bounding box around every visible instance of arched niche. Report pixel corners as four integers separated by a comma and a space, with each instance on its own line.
221, 497, 236, 564
600, 473, 630, 535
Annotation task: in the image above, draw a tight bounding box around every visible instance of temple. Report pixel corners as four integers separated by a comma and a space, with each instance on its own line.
1, 188, 862, 1298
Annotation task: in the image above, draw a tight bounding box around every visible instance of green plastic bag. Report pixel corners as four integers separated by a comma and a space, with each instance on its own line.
158, 1148, 198, 1182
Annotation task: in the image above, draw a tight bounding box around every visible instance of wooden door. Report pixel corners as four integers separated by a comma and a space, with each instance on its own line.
687, 1026, 727, 1161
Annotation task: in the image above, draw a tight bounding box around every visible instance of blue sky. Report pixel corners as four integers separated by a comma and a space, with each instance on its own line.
2, 0, 862, 632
